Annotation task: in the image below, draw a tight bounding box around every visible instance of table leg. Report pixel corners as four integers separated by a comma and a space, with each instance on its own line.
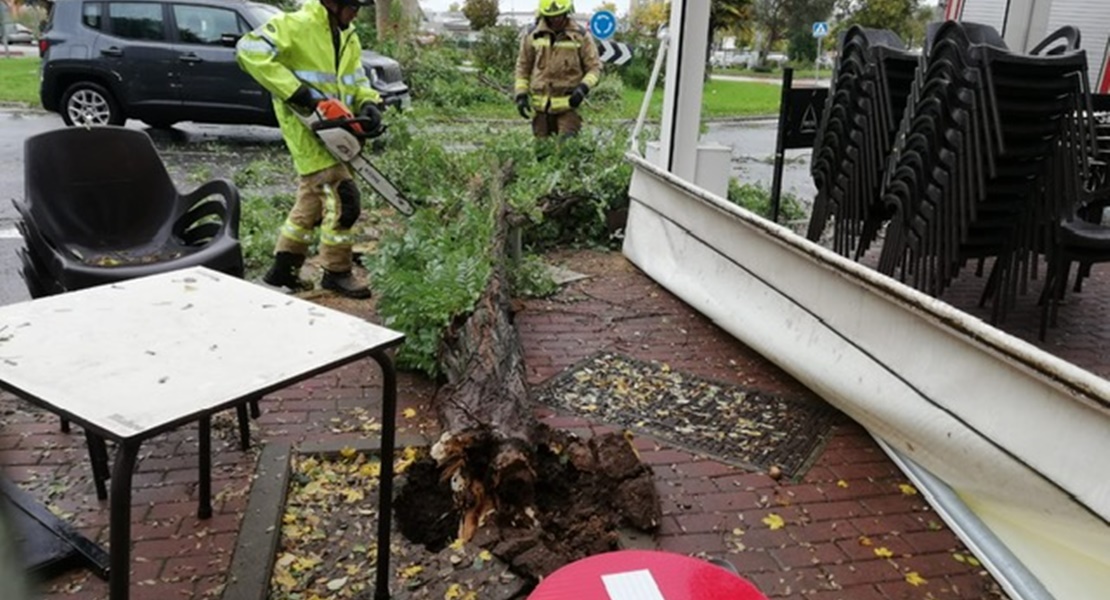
371, 350, 397, 600
235, 403, 251, 451
198, 416, 212, 519
109, 440, 141, 600
84, 431, 110, 501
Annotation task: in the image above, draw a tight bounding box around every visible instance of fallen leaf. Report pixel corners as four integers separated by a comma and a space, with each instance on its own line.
761, 513, 785, 530
445, 583, 463, 599
402, 408, 417, 419
400, 564, 424, 579
339, 446, 357, 459
836, 480, 849, 488
905, 571, 927, 586
874, 547, 894, 558
326, 576, 348, 591
899, 483, 918, 496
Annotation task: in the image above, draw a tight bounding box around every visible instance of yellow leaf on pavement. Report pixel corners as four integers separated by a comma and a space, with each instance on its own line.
400, 564, 424, 579
445, 583, 463, 599
402, 408, 417, 419
836, 480, 849, 488
905, 571, 927, 586
478, 550, 493, 561
761, 513, 785, 530
340, 446, 357, 459
899, 483, 918, 495
873, 547, 894, 558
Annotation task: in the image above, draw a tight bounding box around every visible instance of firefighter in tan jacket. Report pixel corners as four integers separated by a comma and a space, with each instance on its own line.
514, 0, 602, 137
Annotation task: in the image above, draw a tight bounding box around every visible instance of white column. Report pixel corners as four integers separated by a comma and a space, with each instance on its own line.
657, 0, 711, 182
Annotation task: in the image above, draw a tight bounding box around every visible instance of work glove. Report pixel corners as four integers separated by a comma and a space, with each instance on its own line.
287, 85, 322, 114
569, 83, 589, 109
515, 93, 532, 119
358, 102, 384, 136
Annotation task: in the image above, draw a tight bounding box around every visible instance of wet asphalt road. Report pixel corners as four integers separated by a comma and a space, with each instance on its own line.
0, 109, 815, 306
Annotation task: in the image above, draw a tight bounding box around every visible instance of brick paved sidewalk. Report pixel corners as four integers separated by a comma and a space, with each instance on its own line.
1, 249, 1010, 599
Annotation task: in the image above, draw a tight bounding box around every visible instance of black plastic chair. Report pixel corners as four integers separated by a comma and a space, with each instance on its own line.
14, 126, 257, 504
16, 126, 244, 292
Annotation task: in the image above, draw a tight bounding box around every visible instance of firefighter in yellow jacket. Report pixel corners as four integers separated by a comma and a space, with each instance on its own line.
236, 0, 382, 298
514, 0, 602, 137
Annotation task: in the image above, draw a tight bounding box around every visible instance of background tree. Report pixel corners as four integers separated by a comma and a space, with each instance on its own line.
753, 0, 788, 65
463, 0, 499, 31
628, 0, 668, 35
710, 0, 752, 37
784, 0, 835, 62
834, 0, 920, 41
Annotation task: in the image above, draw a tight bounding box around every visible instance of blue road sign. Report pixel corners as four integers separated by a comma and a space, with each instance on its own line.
812, 21, 829, 38
590, 10, 617, 41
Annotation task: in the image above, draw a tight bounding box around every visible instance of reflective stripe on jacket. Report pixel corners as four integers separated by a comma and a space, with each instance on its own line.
514, 19, 602, 114
236, 0, 381, 175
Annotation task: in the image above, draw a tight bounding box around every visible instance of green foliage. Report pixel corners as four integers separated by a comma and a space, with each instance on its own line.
510, 254, 559, 298
363, 111, 634, 374
727, 180, 805, 222
834, 0, 920, 41
394, 41, 504, 112
615, 30, 662, 91
462, 0, 499, 31
239, 192, 295, 275
472, 24, 521, 79
368, 202, 496, 376
233, 157, 287, 188
512, 130, 634, 249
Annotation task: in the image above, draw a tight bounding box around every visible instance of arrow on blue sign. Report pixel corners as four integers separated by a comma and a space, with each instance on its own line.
812, 21, 829, 38
590, 10, 617, 41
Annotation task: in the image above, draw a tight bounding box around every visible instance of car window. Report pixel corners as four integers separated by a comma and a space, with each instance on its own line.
82, 3, 104, 31
108, 2, 166, 41
173, 4, 245, 45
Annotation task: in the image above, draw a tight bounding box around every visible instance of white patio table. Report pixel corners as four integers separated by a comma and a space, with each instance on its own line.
0, 267, 404, 600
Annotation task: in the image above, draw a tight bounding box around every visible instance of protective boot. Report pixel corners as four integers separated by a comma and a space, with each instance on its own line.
262, 252, 314, 292
321, 269, 372, 299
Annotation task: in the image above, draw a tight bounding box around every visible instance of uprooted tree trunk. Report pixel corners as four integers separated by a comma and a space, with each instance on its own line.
407, 169, 662, 580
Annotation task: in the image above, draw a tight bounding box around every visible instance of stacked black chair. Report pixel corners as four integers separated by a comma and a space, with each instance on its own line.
876, 21, 1092, 325
14, 126, 255, 501
1038, 92, 1110, 338
808, 26, 918, 259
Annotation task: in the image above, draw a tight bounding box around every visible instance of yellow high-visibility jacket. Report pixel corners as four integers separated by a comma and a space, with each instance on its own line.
236, 0, 381, 175
514, 18, 602, 113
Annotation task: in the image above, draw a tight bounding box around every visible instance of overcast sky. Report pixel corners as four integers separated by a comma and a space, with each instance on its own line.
419, 0, 632, 16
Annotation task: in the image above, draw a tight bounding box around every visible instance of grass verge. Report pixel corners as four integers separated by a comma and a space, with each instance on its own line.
0, 57, 41, 106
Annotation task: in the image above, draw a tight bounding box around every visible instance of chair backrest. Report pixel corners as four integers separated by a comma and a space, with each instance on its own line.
23, 127, 179, 249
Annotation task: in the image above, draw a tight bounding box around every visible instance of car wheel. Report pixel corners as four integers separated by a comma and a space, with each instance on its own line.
61, 82, 124, 127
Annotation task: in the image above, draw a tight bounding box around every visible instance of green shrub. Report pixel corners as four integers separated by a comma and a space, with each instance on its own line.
616, 31, 663, 91
473, 24, 523, 80
727, 180, 805, 223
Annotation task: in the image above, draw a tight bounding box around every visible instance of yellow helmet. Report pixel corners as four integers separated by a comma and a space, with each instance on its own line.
539, 0, 573, 17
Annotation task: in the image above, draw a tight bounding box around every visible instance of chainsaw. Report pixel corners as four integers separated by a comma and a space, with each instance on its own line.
298, 110, 415, 216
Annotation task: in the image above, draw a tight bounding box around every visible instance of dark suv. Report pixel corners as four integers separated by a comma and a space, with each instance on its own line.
39, 0, 410, 128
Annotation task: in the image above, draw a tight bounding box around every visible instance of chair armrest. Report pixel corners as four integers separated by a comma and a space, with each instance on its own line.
181, 179, 242, 236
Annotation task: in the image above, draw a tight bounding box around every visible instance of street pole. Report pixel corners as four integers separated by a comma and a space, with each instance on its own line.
815, 39, 820, 86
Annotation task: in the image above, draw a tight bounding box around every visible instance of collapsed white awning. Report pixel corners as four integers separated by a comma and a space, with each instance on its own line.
621, 153, 1110, 600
